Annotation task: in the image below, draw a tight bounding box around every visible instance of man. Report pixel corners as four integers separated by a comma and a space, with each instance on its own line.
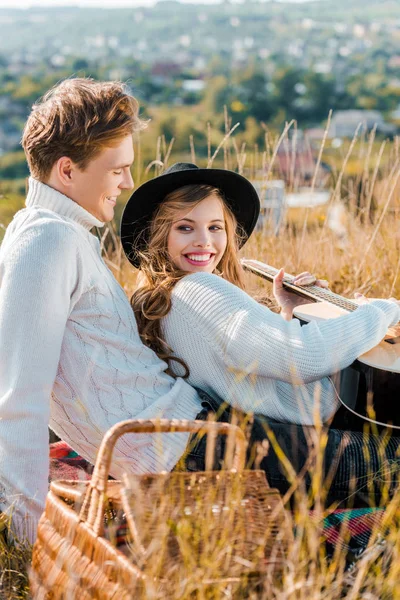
0, 78, 203, 542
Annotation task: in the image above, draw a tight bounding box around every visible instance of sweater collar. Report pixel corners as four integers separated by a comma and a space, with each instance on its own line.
26, 178, 104, 231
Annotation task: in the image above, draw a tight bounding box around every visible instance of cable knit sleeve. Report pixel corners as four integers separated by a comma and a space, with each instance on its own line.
167, 273, 400, 385
0, 221, 82, 542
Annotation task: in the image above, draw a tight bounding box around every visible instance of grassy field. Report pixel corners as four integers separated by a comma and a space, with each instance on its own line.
1, 121, 400, 599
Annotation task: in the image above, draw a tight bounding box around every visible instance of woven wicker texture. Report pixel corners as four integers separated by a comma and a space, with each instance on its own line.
30, 419, 291, 598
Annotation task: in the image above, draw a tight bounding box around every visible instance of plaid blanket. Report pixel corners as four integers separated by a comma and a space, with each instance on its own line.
319, 507, 385, 563
49, 440, 93, 481
49, 441, 387, 556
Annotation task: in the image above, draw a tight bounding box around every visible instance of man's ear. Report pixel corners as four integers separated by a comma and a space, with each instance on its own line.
55, 156, 76, 186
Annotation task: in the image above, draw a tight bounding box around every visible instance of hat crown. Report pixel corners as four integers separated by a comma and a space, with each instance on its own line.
163, 162, 199, 175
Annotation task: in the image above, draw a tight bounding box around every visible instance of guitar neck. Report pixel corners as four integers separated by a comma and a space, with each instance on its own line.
241, 258, 358, 313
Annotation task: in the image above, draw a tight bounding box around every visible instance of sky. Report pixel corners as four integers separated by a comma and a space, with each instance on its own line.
0, 0, 322, 7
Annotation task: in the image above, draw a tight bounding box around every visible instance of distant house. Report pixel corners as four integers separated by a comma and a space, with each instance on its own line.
275, 139, 330, 183
182, 79, 205, 93
151, 62, 181, 78
388, 56, 400, 69
329, 110, 396, 138
304, 128, 327, 150
150, 62, 183, 86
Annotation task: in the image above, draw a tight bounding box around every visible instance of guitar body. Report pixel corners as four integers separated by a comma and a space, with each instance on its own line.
294, 302, 400, 431
242, 259, 400, 431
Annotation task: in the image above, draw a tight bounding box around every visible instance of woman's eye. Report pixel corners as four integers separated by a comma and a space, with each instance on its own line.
113, 170, 122, 175
177, 225, 192, 232
210, 226, 223, 231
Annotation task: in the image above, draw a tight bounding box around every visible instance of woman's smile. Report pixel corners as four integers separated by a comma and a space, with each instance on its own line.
184, 252, 215, 266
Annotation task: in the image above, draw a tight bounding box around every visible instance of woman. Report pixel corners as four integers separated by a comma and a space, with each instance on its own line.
121, 163, 400, 504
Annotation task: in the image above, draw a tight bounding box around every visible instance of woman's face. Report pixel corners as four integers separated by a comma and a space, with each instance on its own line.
167, 193, 228, 274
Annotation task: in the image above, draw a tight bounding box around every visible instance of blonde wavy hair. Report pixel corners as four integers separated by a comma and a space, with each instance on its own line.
130, 183, 246, 377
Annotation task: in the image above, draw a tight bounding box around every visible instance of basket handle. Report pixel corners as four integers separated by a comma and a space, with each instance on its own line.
79, 418, 246, 536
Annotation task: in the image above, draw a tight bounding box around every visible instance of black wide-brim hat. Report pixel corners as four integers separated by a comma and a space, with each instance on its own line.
120, 162, 260, 268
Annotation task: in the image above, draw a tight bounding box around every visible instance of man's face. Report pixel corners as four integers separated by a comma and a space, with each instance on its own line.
69, 135, 134, 222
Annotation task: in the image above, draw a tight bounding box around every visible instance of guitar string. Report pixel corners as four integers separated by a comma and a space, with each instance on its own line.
243, 260, 358, 311
329, 377, 400, 431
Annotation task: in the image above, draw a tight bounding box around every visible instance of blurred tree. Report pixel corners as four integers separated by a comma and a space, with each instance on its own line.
0, 152, 29, 179
72, 58, 90, 72
203, 75, 231, 116
302, 72, 336, 123
272, 66, 303, 118
234, 66, 275, 123
12, 76, 43, 103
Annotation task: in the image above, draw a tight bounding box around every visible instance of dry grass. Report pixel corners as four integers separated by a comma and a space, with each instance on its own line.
1, 119, 400, 599
0, 516, 31, 600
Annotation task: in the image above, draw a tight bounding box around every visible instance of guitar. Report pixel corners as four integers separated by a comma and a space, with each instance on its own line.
241, 258, 400, 430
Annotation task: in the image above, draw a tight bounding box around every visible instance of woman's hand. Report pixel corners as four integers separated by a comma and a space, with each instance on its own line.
353, 292, 369, 305
273, 268, 329, 321
292, 272, 329, 289
354, 292, 400, 309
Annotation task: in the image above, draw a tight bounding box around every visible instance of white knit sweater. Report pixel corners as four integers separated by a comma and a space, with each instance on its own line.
0, 179, 201, 542
163, 273, 400, 423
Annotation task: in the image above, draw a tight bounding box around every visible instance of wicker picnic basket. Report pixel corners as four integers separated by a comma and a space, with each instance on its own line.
30, 419, 292, 598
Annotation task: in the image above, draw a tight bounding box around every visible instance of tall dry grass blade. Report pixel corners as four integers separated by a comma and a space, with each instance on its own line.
223, 105, 232, 170
161, 134, 167, 161
189, 134, 196, 165
263, 126, 272, 166
297, 111, 332, 267
389, 134, 399, 167
103, 223, 124, 281
98, 226, 111, 258
365, 138, 386, 221
355, 124, 367, 189
207, 122, 240, 168
261, 149, 267, 182
261, 119, 295, 201
289, 121, 298, 193
231, 138, 247, 174
311, 110, 332, 195
135, 131, 143, 188
163, 137, 175, 169
311, 124, 362, 271
390, 250, 400, 298
355, 158, 400, 278
155, 135, 162, 175
207, 121, 211, 165
253, 143, 259, 181
144, 159, 164, 175
331, 124, 362, 203
359, 124, 377, 219
97, 223, 124, 282
283, 123, 290, 184
249, 143, 257, 181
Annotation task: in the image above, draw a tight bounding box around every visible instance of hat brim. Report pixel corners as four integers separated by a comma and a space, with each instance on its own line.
120, 168, 260, 268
